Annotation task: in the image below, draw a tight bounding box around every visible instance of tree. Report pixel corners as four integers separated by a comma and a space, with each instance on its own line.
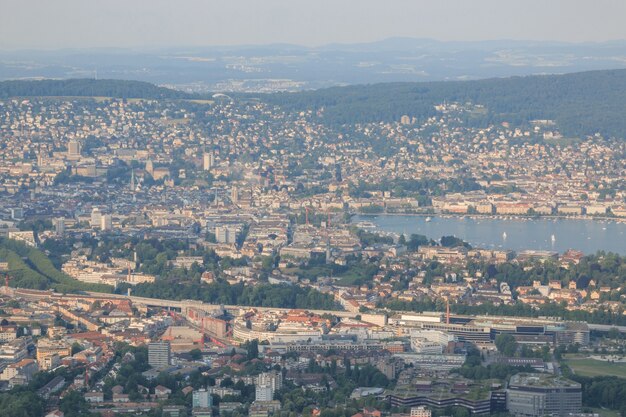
71, 342, 84, 355
608, 327, 621, 340
59, 390, 92, 417
245, 339, 259, 360
190, 348, 203, 360
495, 333, 518, 357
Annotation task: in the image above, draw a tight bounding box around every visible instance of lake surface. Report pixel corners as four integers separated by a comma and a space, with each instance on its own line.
352, 215, 626, 255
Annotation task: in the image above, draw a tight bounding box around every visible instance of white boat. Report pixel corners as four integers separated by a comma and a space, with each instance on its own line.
502, 232, 507, 239
551, 234, 556, 243
425, 217, 432, 222
355, 221, 376, 229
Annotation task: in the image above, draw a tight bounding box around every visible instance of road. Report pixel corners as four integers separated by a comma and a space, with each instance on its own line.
16, 288, 626, 334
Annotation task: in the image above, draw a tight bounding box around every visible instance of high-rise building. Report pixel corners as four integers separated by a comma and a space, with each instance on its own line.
67, 140, 81, 158
100, 214, 112, 231
130, 169, 136, 192
231, 186, 239, 203
148, 341, 171, 368
256, 371, 282, 392
192, 388, 212, 408
215, 226, 237, 244
255, 384, 273, 402
507, 373, 581, 417
90, 208, 102, 228
254, 371, 281, 402
54, 218, 65, 236
203, 152, 215, 171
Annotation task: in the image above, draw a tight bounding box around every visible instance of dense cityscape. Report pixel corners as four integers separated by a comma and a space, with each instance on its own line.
2, 2, 626, 417
0, 80, 624, 417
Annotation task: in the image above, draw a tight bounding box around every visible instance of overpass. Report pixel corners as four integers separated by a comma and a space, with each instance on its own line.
15, 288, 626, 334
83, 291, 359, 318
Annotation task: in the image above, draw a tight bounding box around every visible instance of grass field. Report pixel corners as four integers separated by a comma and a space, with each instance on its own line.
564, 357, 626, 378
587, 408, 620, 417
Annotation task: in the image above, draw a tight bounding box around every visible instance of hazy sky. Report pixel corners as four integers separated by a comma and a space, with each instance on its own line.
2, 0, 626, 50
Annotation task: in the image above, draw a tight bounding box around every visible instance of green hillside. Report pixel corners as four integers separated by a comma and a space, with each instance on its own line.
0, 238, 112, 293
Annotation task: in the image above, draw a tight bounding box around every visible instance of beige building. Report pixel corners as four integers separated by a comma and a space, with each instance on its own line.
411, 407, 432, 417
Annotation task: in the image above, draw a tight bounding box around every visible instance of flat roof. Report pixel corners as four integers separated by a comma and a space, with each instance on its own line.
509, 373, 580, 389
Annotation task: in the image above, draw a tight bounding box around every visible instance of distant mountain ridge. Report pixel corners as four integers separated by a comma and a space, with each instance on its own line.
3, 38, 626, 88
2, 69, 626, 139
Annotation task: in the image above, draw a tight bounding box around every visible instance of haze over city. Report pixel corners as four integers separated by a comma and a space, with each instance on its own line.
0, 2, 626, 417
2, 0, 626, 49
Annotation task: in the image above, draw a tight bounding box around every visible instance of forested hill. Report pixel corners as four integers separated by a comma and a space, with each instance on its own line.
258, 69, 626, 139
3, 69, 626, 138
0, 78, 191, 100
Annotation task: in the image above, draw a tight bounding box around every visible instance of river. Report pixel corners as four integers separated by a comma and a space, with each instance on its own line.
352, 215, 626, 255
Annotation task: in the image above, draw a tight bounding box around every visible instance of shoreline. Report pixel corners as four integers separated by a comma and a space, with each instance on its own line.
352, 213, 626, 255
353, 212, 626, 223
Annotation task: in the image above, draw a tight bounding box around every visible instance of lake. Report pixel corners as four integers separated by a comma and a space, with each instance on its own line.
352, 215, 626, 255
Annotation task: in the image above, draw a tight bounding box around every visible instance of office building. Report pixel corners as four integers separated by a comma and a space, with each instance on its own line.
148, 341, 171, 368
507, 373, 581, 417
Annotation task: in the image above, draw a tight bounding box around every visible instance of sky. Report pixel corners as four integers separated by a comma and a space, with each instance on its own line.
1, 0, 626, 50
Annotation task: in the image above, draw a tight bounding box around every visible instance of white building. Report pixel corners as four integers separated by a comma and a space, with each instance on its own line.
256, 371, 282, 392
255, 384, 273, 402
193, 388, 213, 408
411, 406, 431, 417
100, 214, 112, 231
215, 225, 238, 244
